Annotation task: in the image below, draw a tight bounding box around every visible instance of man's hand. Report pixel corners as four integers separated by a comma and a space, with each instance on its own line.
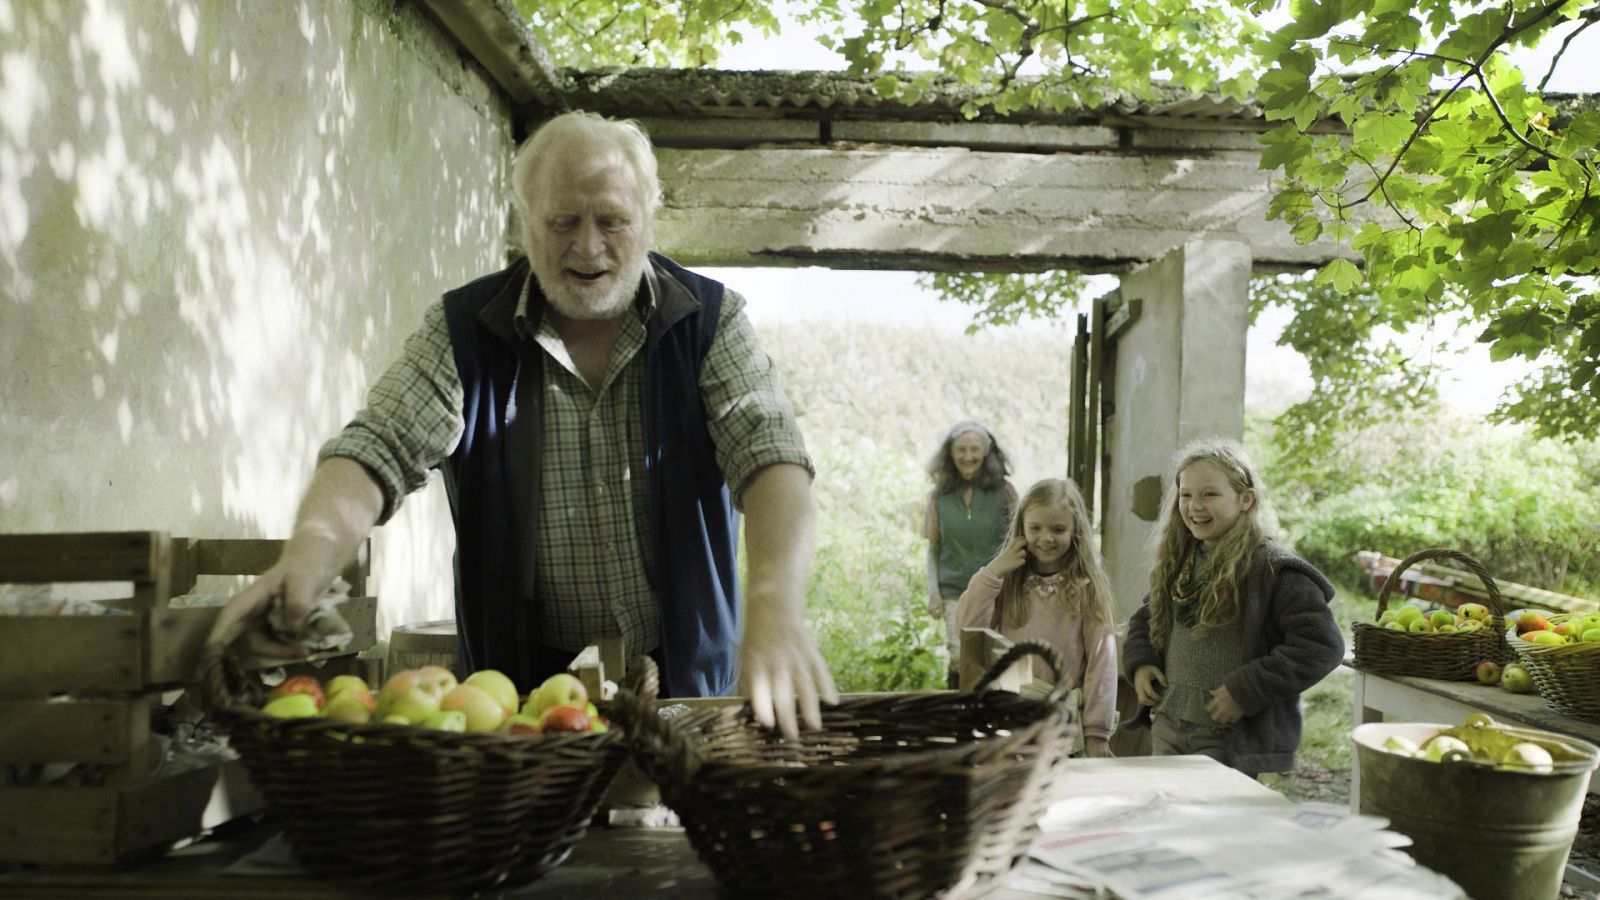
205, 457, 383, 660
1133, 664, 1167, 706
739, 595, 839, 740
1083, 737, 1113, 758
204, 563, 321, 661
737, 463, 837, 739
1206, 685, 1244, 725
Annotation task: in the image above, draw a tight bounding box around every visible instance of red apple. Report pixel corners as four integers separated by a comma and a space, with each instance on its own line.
529, 673, 588, 717
538, 704, 592, 733
1474, 660, 1502, 686
269, 675, 325, 710
1516, 612, 1551, 635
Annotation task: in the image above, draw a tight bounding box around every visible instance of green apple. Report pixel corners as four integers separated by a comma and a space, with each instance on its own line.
1422, 735, 1471, 763
441, 684, 508, 731
380, 713, 411, 725
1581, 627, 1600, 643
1523, 630, 1567, 647
324, 674, 370, 699
262, 693, 320, 718
1382, 735, 1420, 757
421, 709, 468, 732
503, 711, 543, 735
377, 671, 445, 722
1500, 662, 1536, 694
1429, 609, 1456, 630
1456, 603, 1490, 622
529, 673, 589, 717
463, 669, 520, 714
1500, 742, 1554, 774
414, 665, 459, 695
323, 693, 375, 724
1395, 606, 1424, 626
1474, 660, 1503, 686
1407, 619, 1433, 633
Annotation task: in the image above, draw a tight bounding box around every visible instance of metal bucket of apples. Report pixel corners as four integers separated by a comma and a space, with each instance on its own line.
200, 651, 643, 893
1353, 715, 1599, 900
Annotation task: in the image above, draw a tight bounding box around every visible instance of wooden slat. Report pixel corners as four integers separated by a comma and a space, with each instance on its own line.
0, 784, 118, 865
0, 532, 168, 585
0, 617, 144, 694
0, 698, 144, 765
191, 539, 282, 576
569, 645, 605, 704
0, 760, 260, 866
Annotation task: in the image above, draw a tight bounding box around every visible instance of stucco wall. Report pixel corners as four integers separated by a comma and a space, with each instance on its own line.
0, 0, 513, 636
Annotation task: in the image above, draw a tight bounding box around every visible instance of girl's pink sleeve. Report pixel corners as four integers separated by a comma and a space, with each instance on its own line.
955, 568, 1003, 632
1078, 616, 1120, 741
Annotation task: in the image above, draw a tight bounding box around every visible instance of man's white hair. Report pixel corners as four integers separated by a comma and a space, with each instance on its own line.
510, 111, 661, 235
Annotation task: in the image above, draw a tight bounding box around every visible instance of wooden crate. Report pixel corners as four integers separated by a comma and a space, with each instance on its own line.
0, 531, 376, 866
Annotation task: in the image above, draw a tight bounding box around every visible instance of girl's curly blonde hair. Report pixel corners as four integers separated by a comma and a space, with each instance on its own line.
1146, 438, 1275, 652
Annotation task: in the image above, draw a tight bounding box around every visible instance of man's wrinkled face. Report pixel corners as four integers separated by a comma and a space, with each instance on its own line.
526, 142, 651, 321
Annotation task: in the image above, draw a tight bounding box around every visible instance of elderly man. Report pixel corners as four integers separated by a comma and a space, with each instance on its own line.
207, 111, 836, 736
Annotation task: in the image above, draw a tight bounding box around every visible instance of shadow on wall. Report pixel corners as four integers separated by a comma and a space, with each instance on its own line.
0, 0, 511, 636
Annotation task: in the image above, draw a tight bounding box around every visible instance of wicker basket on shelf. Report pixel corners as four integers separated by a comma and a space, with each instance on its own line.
616, 641, 1074, 900
1351, 547, 1511, 680
1513, 613, 1600, 723
199, 650, 636, 893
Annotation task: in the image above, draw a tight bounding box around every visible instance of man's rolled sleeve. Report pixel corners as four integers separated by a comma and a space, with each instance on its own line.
318, 302, 465, 524
700, 290, 813, 508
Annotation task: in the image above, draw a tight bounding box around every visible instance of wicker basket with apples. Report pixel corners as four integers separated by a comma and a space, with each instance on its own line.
1352, 547, 1512, 680
614, 641, 1073, 900
201, 651, 638, 892
1510, 611, 1600, 722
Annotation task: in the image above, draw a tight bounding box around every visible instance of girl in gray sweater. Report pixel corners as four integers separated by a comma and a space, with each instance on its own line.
1123, 438, 1344, 777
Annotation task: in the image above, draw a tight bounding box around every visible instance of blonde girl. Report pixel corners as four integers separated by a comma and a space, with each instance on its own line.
1123, 437, 1343, 777
956, 478, 1118, 757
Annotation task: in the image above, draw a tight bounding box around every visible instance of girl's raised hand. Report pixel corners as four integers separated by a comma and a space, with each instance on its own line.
985, 536, 1029, 578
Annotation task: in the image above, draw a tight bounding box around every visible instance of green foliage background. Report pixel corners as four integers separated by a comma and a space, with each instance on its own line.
755, 319, 1071, 692
755, 316, 1600, 695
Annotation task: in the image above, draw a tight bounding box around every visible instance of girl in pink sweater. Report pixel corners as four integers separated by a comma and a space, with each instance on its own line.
956, 478, 1119, 756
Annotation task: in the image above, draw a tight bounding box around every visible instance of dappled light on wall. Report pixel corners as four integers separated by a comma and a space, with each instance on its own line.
0, 0, 513, 636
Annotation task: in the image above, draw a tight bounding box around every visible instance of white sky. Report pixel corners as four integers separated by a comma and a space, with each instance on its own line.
698, 9, 1599, 416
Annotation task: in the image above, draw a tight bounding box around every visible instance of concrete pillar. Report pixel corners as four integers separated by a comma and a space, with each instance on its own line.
1102, 239, 1251, 622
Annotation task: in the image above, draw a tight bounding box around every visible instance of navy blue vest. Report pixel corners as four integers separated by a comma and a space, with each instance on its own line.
438, 253, 740, 698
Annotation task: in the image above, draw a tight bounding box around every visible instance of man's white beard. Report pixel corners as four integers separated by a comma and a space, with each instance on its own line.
537, 249, 649, 321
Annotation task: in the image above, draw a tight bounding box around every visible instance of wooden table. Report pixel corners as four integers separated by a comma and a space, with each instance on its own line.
1348, 662, 1600, 800
0, 756, 1290, 899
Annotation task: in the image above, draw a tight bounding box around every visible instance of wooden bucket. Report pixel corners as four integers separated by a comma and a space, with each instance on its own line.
387, 619, 462, 681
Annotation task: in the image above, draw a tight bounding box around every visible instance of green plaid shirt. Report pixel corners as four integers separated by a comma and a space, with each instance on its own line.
322, 266, 812, 658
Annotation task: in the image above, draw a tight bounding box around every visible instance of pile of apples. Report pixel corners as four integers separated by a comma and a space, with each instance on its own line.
257, 667, 609, 735
1376, 601, 1493, 634
1507, 609, 1600, 648
1378, 713, 1557, 774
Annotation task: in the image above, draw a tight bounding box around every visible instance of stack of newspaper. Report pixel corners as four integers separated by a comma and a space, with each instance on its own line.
1011, 793, 1468, 899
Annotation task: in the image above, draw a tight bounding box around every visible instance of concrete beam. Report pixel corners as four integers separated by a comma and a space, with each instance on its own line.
652, 146, 1361, 272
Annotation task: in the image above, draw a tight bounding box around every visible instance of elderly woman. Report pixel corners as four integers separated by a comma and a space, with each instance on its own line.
923, 419, 1017, 688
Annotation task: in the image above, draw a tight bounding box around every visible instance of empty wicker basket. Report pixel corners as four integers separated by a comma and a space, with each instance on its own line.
619, 641, 1075, 899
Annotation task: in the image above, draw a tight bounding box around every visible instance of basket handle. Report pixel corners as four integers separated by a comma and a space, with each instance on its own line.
606, 654, 662, 743
972, 640, 1070, 705
1373, 547, 1506, 620
197, 645, 270, 718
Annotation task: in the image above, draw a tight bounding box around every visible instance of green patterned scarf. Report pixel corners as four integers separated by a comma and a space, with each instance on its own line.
1169, 545, 1209, 629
